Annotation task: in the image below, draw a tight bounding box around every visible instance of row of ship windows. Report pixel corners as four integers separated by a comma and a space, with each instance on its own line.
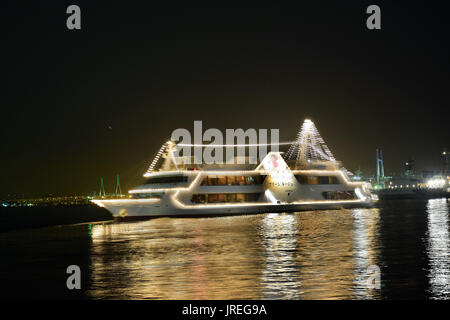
201, 176, 266, 186
191, 193, 260, 203
143, 175, 341, 186
190, 191, 356, 203
201, 175, 341, 186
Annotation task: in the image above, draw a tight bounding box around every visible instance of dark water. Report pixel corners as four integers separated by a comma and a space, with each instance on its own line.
1, 199, 449, 299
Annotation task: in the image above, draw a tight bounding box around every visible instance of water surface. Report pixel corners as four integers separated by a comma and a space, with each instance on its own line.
1, 199, 449, 299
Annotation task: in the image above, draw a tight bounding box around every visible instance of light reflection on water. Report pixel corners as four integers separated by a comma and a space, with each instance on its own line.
260, 213, 301, 299
3, 201, 450, 299
426, 199, 450, 299
88, 209, 383, 299
352, 209, 381, 299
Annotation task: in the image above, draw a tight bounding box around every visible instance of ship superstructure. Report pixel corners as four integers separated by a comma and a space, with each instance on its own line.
92, 119, 377, 219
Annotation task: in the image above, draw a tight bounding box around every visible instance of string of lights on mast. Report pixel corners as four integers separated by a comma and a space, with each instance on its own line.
144, 119, 352, 175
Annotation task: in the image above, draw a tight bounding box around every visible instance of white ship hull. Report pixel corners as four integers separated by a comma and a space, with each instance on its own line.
92, 197, 376, 220
92, 156, 377, 219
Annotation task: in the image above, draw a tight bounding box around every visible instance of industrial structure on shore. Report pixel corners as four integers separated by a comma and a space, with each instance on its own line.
1, 174, 125, 207
372, 148, 449, 199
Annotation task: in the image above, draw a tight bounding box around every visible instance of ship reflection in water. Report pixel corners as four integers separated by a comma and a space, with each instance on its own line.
426, 199, 450, 299
88, 209, 382, 299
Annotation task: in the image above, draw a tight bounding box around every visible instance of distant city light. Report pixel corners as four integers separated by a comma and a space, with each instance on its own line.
426, 177, 446, 189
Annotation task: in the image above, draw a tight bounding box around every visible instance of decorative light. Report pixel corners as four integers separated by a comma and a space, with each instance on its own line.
355, 188, 366, 201
90, 198, 160, 208
285, 119, 337, 163
144, 119, 355, 177
265, 189, 278, 204
145, 143, 168, 175
177, 142, 295, 147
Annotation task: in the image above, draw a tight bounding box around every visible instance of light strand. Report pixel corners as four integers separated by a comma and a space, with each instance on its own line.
176, 142, 296, 147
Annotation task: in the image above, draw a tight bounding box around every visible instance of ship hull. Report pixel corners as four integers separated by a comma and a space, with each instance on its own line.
92, 198, 376, 220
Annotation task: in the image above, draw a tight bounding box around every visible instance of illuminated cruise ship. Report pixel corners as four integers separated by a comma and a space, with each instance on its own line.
92, 120, 377, 219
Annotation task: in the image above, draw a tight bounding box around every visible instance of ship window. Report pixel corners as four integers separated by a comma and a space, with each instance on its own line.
317, 176, 329, 184
218, 176, 227, 185
322, 191, 356, 200
190, 193, 261, 203
307, 176, 318, 184
245, 193, 260, 201
144, 175, 188, 185
245, 176, 265, 185
132, 193, 160, 199
295, 175, 306, 184
208, 194, 218, 202
201, 175, 266, 186
227, 176, 237, 185
317, 176, 340, 184
295, 175, 318, 184
191, 194, 206, 203
330, 176, 340, 184
295, 175, 339, 185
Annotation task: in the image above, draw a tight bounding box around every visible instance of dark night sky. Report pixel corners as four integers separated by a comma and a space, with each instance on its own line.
1, 1, 449, 198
